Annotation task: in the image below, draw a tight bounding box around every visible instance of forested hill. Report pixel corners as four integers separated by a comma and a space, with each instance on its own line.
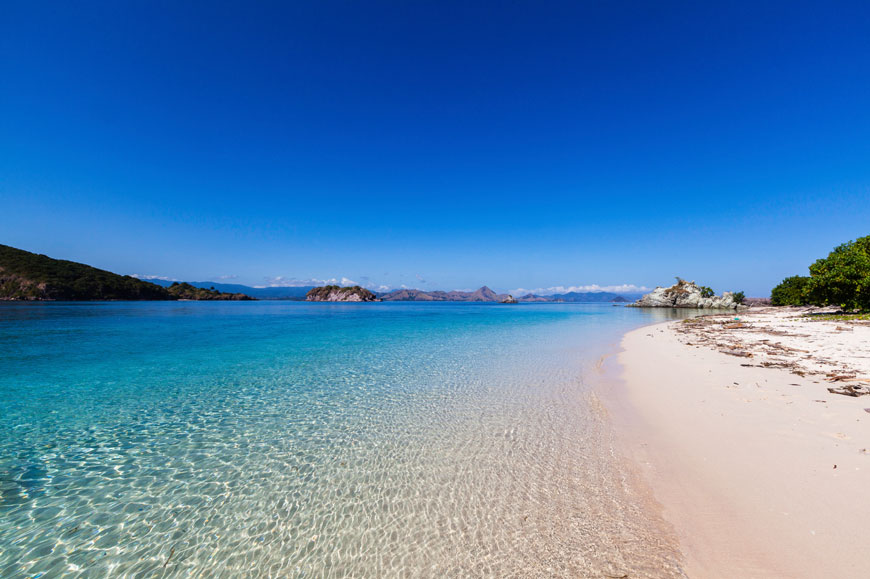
0, 244, 253, 301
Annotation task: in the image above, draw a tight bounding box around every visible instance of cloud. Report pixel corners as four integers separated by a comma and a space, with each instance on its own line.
415, 273, 427, 284
508, 283, 651, 296
256, 276, 359, 288
131, 274, 178, 281
216, 274, 238, 280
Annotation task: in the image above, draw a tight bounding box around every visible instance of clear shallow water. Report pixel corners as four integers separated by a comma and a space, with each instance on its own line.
1, 302, 689, 578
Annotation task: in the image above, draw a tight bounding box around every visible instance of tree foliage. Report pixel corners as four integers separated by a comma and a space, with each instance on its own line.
0, 244, 170, 300
167, 282, 254, 301
770, 275, 811, 306
806, 235, 870, 311
0, 244, 254, 301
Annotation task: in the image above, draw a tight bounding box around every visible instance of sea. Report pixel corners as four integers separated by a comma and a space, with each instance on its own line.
0, 301, 691, 578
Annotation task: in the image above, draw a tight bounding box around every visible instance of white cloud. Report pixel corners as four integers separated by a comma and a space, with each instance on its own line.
508, 284, 651, 296
257, 276, 360, 288
216, 274, 238, 280
131, 274, 178, 281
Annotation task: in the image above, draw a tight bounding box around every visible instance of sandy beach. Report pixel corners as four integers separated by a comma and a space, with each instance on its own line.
608, 307, 870, 578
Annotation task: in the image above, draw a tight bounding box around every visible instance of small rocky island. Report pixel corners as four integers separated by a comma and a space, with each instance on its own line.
305, 285, 379, 302
165, 282, 253, 301
630, 278, 746, 309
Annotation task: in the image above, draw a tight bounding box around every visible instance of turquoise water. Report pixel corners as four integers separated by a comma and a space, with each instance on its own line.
1, 302, 688, 578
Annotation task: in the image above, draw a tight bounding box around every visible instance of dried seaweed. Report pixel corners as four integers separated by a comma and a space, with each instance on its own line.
826, 385, 870, 397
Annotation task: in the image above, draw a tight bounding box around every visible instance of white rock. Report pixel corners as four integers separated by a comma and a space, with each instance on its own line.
631, 279, 744, 309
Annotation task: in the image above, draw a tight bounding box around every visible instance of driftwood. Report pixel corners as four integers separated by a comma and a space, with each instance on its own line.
723, 349, 752, 358
827, 373, 858, 382
826, 385, 870, 397
677, 310, 865, 385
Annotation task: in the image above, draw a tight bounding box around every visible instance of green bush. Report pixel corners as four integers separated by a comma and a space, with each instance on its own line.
731, 291, 745, 304
806, 235, 870, 311
770, 275, 811, 306
699, 286, 714, 298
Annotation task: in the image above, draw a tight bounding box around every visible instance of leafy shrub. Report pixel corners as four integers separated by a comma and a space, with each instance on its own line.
806, 235, 870, 311
699, 286, 714, 298
730, 291, 745, 304
770, 275, 811, 306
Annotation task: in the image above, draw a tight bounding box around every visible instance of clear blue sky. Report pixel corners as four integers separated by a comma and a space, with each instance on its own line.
2, 1, 869, 296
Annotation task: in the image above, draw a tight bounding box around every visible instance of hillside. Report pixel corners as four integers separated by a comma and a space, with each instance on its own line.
0, 244, 254, 301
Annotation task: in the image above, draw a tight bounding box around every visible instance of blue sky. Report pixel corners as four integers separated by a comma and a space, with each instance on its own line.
2, 1, 869, 296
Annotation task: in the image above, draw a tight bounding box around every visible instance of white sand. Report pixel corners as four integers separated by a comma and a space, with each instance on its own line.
608, 309, 870, 578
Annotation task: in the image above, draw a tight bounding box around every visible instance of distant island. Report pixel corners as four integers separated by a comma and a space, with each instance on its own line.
144, 281, 637, 302
302, 284, 634, 303
1, 243, 640, 304
164, 282, 254, 301
306, 285, 378, 302
378, 285, 505, 301
147, 279, 316, 300
377, 286, 631, 303
0, 244, 254, 301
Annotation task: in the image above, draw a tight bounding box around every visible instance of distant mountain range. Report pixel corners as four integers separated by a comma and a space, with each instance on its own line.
150, 281, 638, 303
518, 291, 634, 303
0, 243, 641, 303
378, 285, 507, 301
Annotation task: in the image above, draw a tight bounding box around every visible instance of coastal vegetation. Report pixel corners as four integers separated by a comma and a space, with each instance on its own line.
771, 235, 870, 311
0, 244, 254, 301
770, 275, 812, 306
804, 312, 870, 322
1, 244, 171, 301
166, 282, 254, 301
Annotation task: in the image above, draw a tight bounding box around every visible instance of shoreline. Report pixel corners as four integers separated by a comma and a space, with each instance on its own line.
602, 309, 870, 578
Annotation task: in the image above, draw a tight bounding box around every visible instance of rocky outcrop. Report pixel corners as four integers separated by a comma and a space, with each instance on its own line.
630, 279, 746, 309
500, 294, 518, 304
306, 285, 379, 302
